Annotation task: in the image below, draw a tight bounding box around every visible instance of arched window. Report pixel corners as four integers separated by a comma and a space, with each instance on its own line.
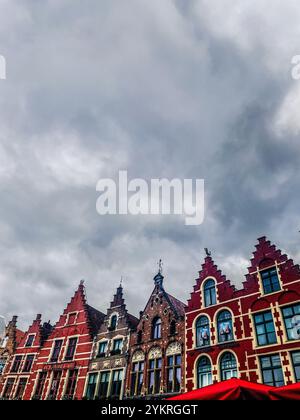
204, 279, 217, 307
170, 320, 176, 336
220, 352, 238, 381
152, 317, 162, 340
109, 315, 118, 331
217, 310, 234, 343
196, 316, 210, 348
197, 356, 212, 389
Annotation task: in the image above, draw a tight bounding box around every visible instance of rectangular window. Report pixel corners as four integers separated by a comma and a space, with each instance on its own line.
65, 337, 77, 361
98, 372, 110, 399
282, 304, 300, 341
50, 340, 63, 363
261, 267, 281, 295
3, 378, 15, 399
260, 354, 284, 387
14, 378, 28, 400
110, 370, 123, 398
111, 339, 123, 356
254, 311, 277, 346
131, 362, 144, 396
34, 371, 47, 400
85, 373, 98, 400
148, 358, 162, 395
11, 355, 22, 373
64, 370, 78, 400
48, 370, 62, 400
23, 355, 34, 372
166, 355, 181, 394
98, 341, 108, 357
25, 334, 35, 348
291, 352, 300, 383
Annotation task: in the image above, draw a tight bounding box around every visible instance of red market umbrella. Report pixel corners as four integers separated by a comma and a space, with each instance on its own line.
168, 379, 272, 401
268, 382, 300, 400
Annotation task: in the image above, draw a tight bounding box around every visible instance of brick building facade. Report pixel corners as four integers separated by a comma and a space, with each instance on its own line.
1, 237, 300, 399
0, 315, 52, 400
185, 237, 300, 392
23, 282, 104, 400
85, 285, 139, 400
0, 316, 24, 385
125, 268, 186, 399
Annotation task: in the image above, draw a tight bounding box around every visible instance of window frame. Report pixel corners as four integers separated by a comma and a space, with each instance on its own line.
291, 351, 300, 383
203, 279, 217, 307
14, 377, 28, 400
97, 341, 108, 358
64, 369, 78, 400
34, 371, 47, 400
110, 369, 123, 399
282, 303, 300, 341
220, 352, 238, 381
166, 354, 181, 394
260, 354, 284, 387
197, 356, 213, 389
152, 317, 162, 340
22, 354, 35, 373
25, 334, 35, 348
195, 315, 210, 348
11, 355, 23, 373
85, 373, 98, 400
64, 337, 78, 361
254, 311, 277, 347
50, 339, 63, 363
260, 267, 281, 295
97, 371, 111, 399
130, 361, 145, 396
148, 357, 162, 395
217, 310, 234, 343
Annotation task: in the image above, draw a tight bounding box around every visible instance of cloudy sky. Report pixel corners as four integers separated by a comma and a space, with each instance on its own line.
0, 0, 300, 329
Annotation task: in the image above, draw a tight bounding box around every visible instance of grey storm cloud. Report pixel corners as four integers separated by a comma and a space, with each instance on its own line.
0, 0, 300, 329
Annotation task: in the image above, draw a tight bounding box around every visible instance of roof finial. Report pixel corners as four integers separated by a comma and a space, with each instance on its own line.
80, 279, 85, 286
120, 276, 123, 288
205, 248, 212, 257
158, 259, 163, 275
154, 259, 164, 288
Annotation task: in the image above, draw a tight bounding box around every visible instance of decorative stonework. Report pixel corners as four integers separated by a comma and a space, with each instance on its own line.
166, 342, 181, 356
148, 346, 162, 360
132, 350, 145, 362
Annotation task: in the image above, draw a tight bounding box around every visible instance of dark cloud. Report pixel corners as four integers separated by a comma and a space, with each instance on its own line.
0, 0, 299, 329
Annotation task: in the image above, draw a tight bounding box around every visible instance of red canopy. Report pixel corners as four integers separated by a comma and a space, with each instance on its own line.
268, 382, 300, 400
168, 379, 273, 400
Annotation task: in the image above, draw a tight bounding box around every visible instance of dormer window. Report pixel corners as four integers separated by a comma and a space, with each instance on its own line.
109, 315, 118, 331
261, 267, 281, 295
25, 334, 35, 348
203, 279, 217, 307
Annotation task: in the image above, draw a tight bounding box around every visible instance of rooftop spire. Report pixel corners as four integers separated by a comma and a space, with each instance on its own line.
154, 259, 164, 288
111, 282, 124, 307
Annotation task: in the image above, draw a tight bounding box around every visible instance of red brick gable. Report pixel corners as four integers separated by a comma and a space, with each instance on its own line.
243, 237, 300, 293
18, 315, 52, 348
48, 282, 104, 339
187, 256, 236, 311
